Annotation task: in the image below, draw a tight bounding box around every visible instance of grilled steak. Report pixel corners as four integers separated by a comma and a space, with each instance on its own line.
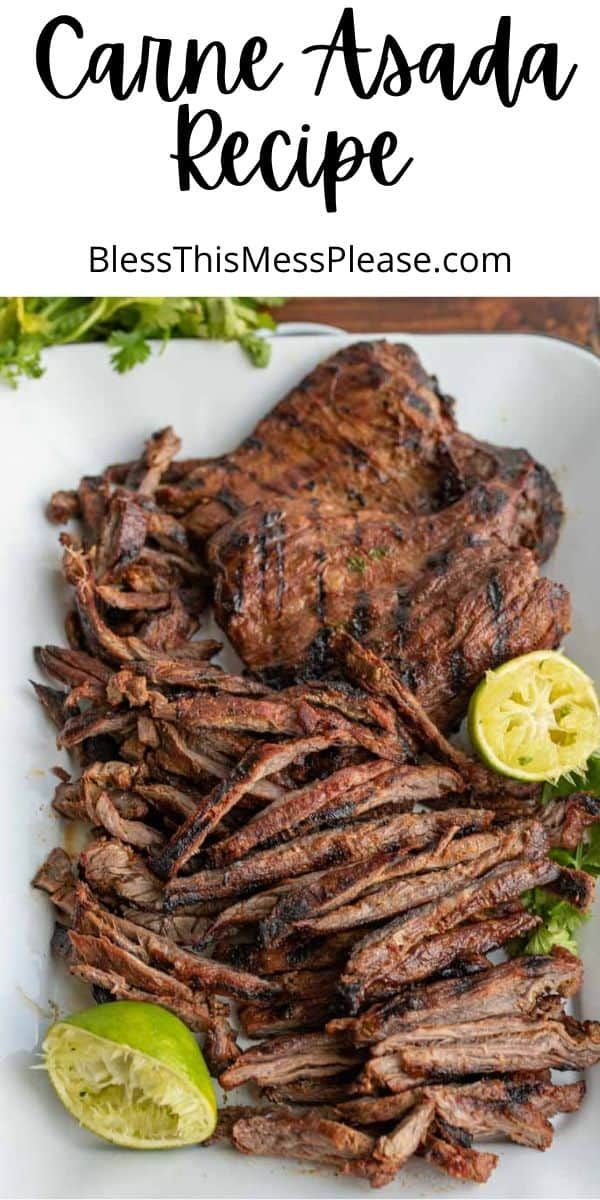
157, 342, 561, 557
209, 492, 569, 723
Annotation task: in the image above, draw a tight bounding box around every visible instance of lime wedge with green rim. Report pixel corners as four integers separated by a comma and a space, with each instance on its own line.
43, 1001, 217, 1149
467, 650, 600, 783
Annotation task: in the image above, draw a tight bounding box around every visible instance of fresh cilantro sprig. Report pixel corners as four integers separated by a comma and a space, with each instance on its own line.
513, 888, 590, 957
0, 297, 284, 387
511, 752, 600, 958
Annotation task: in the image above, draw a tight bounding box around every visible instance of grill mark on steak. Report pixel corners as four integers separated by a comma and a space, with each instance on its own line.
343, 949, 582, 1046
164, 808, 494, 908
209, 488, 568, 724
339, 855, 559, 1009
359, 911, 542, 995
151, 733, 353, 879
159, 342, 561, 558
208, 759, 392, 867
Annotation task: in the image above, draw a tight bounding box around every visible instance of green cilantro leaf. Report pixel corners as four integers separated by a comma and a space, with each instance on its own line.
509, 887, 590, 958
108, 330, 152, 373
0, 297, 284, 386
347, 555, 367, 574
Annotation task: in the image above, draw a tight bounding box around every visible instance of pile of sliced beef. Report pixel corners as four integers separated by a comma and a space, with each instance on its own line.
32, 345, 600, 1187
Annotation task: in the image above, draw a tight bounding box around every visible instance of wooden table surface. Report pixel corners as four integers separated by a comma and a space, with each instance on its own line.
279, 298, 599, 351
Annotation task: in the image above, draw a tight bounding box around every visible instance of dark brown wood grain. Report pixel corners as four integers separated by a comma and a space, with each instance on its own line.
278, 298, 599, 351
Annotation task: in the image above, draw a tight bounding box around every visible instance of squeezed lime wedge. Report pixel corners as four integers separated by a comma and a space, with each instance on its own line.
43, 1001, 217, 1149
468, 650, 600, 783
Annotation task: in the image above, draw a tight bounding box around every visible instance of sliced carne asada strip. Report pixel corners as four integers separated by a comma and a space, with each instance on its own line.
137, 592, 197, 651
219, 1033, 363, 1091
372, 1099, 435, 1172
295, 763, 463, 832
35, 644, 111, 687
152, 693, 302, 737
274, 967, 340, 1001
52, 778, 148, 822
429, 1090, 554, 1150
69, 931, 212, 1022
32, 848, 77, 919
332, 632, 540, 794
296, 822, 543, 941
289, 681, 400, 736
31, 682, 69, 731
96, 586, 173, 611
130, 659, 269, 694
131, 426, 182, 496
120, 907, 210, 944
328, 1093, 419, 1127
295, 821, 547, 940
541, 793, 600, 850
79, 838, 163, 909
550, 865, 596, 910
248, 930, 363, 977
69, 555, 137, 663
209, 760, 392, 867
354, 911, 541, 995
75, 475, 109, 541
152, 733, 352, 880
72, 962, 210, 1033
357, 1056, 426, 1095
262, 1076, 363, 1106
204, 1003, 240, 1077
340, 855, 559, 1009
94, 493, 150, 580
207, 1105, 278, 1146
73, 885, 281, 1003
230, 1111, 377, 1181
149, 723, 272, 796
134, 779, 201, 821
398, 1018, 600, 1077
88, 791, 164, 849
342, 949, 582, 1045
199, 874, 323, 944
165, 807, 494, 907
239, 997, 338, 1038
56, 706, 137, 750
128, 635, 221, 662
296, 701, 415, 764
345, 822, 547, 965
47, 488, 80, 524
420, 1126, 498, 1184
346, 1075, 583, 1131
425, 1075, 582, 1113
371, 1011, 565, 1055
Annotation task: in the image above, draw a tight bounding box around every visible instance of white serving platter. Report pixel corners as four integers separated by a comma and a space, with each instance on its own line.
1, 327, 600, 1200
